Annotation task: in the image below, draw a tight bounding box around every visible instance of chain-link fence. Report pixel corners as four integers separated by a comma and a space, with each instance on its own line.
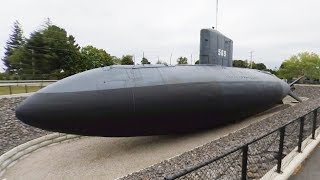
166, 107, 320, 180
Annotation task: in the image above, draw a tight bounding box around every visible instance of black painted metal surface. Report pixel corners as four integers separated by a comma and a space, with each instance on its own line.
16, 65, 290, 136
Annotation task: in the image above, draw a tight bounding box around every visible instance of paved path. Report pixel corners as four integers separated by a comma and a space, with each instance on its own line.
2, 107, 284, 180
289, 145, 320, 180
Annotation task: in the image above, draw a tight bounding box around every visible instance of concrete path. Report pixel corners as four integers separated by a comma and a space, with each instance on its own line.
289, 145, 320, 180
1, 107, 284, 180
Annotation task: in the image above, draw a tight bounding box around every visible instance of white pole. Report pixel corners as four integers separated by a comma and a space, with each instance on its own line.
133, 55, 136, 65
249, 51, 254, 68
216, 0, 219, 30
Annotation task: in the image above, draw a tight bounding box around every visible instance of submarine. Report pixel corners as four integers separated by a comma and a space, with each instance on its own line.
15, 28, 301, 137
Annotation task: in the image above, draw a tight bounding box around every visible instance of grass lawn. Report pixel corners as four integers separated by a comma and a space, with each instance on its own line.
0, 86, 43, 95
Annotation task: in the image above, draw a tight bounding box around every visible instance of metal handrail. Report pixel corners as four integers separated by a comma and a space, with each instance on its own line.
166, 107, 320, 179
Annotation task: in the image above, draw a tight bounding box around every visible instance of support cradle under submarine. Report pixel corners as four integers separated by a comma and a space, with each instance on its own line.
16, 28, 301, 137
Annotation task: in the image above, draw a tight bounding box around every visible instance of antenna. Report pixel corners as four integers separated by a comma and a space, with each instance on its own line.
216, 0, 219, 30
249, 51, 254, 68
133, 55, 136, 65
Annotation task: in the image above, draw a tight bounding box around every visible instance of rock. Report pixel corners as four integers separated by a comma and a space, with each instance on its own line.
0, 97, 50, 155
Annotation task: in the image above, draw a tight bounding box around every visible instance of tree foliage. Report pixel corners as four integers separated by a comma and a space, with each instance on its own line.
233, 60, 249, 68
2, 21, 25, 72
141, 57, 151, 64
20, 25, 82, 78
277, 52, 320, 80
254, 63, 267, 70
80, 45, 113, 70
112, 56, 122, 65
6, 47, 28, 75
2, 20, 120, 79
156, 60, 168, 66
177, 57, 188, 64
121, 55, 134, 65
233, 60, 267, 70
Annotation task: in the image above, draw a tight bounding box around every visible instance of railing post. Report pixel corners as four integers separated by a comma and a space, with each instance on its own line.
312, 109, 318, 140
8, 86, 12, 95
298, 116, 305, 153
276, 127, 286, 173
241, 145, 248, 180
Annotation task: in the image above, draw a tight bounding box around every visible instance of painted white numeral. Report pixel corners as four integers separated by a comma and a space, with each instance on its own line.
218, 49, 227, 57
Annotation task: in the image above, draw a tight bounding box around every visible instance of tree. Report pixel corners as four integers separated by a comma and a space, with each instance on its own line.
80, 45, 113, 70
2, 21, 25, 72
112, 56, 121, 65
121, 55, 134, 65
156, 60, 168, 66
254, 63, 267, 70
6, 47, 28, 75
141, 57, 151, 64
265, 69, 277, 75
233, 60, 249, 68
44, 18, 52, 27
277, 52, 320, 80
177, 57, 188, 64
233, 60, 267, 70
0, 72, 5, 80
22, 24, 82, 78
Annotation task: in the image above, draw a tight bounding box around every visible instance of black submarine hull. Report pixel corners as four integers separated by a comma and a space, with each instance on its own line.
16, 66, 289, 137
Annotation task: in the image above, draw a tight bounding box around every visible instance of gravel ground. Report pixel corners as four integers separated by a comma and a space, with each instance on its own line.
0, 97, 49, 155
121, 85, 320, 179
295, 84, 320, 99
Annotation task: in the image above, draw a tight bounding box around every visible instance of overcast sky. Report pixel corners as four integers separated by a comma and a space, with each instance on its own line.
1, 0, 320, 71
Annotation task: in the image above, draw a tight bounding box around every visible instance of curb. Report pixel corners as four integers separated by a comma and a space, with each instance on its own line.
0, 133, 83, 177
261, 127, 320, 180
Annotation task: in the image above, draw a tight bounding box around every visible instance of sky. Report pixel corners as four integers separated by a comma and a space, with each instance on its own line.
1, 0, 320, 71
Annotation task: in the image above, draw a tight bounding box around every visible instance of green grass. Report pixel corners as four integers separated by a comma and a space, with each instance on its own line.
0, 86, 43, 95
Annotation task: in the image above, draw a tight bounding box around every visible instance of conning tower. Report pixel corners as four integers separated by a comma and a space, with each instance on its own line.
199, 28, 233, 67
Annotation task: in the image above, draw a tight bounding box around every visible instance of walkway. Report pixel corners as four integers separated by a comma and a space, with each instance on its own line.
290, 144, 320, 180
